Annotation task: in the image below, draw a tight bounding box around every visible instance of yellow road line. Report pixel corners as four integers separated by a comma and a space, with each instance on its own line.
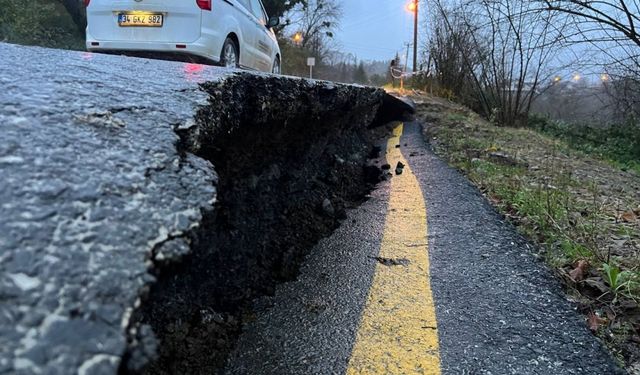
346, 123, 441, 375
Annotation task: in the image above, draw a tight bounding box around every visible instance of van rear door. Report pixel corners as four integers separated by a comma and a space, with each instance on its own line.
88, 0, 202, 43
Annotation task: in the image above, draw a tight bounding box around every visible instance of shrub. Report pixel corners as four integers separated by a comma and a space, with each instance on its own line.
0, 0, 85, 50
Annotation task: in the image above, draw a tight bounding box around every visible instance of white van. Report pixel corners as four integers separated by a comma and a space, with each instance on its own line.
85, 0, 282, 73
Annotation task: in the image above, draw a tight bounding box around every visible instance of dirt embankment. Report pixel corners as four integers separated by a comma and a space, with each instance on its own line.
120, 75, 401, 374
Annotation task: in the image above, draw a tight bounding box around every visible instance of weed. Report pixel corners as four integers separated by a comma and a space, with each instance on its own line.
446, 112, 469, 124
602, 263, 638, 302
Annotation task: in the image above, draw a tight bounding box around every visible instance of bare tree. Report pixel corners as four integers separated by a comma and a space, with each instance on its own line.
262, 0, 306, 31
429, 0, 568, 126
294, 0, 341, 61
541, 0, 640, 47
538, 0, 640, 120
427, 6, 486, 108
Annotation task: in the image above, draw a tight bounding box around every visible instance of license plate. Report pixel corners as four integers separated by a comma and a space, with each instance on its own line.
118, 13, 163, 27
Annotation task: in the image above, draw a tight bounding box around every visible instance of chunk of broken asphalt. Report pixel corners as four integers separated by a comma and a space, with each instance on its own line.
372, 257, 410, 266
395, 161, 405, 175
322, 198, 335, 217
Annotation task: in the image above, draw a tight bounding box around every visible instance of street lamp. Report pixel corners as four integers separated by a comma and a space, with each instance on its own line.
406, 0, 418, 72
292, 32, 303, 45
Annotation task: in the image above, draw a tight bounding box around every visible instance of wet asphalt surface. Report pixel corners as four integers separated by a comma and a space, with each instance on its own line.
225, 121, 623, 374
224, 158, 388, 374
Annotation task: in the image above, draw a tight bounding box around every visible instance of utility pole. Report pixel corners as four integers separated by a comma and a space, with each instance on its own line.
404, 43, 411, 75
402, 42, 411, 90
413, 0, 418, 72
405, 0, 419, 72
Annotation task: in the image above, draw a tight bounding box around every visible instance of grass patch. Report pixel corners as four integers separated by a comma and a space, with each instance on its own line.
528, 114, 640, 174
0, 0, 85, 50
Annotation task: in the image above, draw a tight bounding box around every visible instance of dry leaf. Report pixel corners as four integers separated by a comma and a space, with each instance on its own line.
621, 210, 638, 223
569, 260, 589, 282
587, 312, 606, 332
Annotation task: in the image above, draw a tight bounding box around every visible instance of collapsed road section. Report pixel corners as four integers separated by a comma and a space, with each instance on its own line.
126, 75, 394, 374
0, 43, 411, 374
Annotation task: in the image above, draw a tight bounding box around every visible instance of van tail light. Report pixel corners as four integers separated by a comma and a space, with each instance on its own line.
196, 0, 211, 10
83, 0, 90, 6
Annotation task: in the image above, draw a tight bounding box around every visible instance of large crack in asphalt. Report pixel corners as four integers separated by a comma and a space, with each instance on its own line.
119, 75, 403, 374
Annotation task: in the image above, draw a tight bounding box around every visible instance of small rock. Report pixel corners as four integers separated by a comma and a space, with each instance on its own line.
201, 310, 225, 325
373, 257, 410, 266
381, 164, 391, 170
488, 152, 519, 167
74, 110, 125, 129
154, 238, 191, 263
177, 118, 196, 130
395, 161, 405, 175
322, 199, 334, 217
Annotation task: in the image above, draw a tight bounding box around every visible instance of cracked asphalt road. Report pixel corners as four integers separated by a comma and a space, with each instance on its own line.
0, 43, 393, 375
0, 43, 222, 374
225, 121, 623, 375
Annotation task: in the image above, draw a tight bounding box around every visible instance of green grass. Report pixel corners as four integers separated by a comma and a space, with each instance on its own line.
528, 114, 640, 174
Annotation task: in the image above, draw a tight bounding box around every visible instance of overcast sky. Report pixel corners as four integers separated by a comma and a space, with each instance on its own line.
334, 0, 418, 62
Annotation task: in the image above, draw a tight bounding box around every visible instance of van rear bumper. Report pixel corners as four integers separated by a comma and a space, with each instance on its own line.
86, 32, 221, 63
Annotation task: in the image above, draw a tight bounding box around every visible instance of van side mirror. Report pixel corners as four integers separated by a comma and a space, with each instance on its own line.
267, 16, 280, 28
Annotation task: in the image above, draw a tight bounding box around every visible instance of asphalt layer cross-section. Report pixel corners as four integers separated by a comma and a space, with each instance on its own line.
225, 121, 623, 375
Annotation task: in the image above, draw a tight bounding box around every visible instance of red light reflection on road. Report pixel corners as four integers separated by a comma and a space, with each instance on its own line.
81, 52, 94, 61
183, 63, 206, 82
